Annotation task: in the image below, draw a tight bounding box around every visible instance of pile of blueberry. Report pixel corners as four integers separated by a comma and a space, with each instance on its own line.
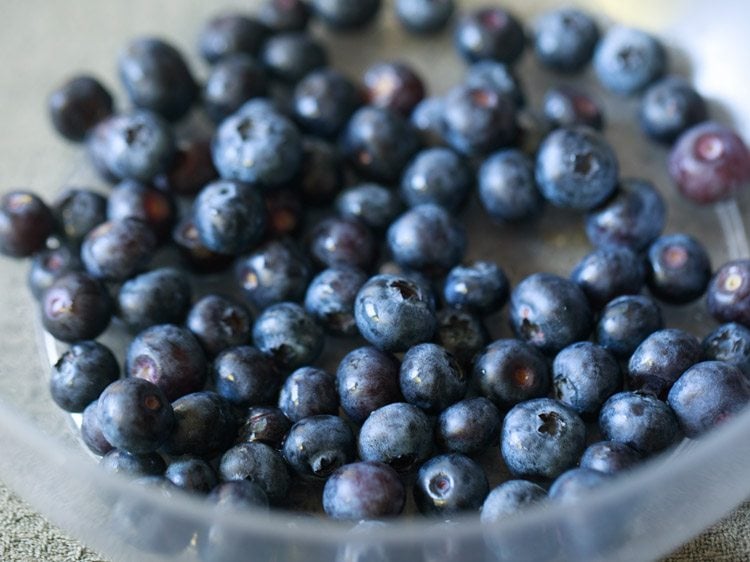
3, 0, 750, 556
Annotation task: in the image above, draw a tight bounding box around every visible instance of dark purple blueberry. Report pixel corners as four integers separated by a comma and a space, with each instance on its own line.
198, 13, 268, 64
213, 345, 280, 407
585, 178, 667, 251
101, 450, 166, 477
399, 343, 467, 414
542, 86, 603, 130
172, 217, 234, 274
628, 328, 702, 398
310, 0, 381, 30
252, 302, 324, 371
646, 233, 712, 304
48, 75, 114, 141
166, 458, 218, 494
278, 367, 338, 421
400, 147, 472, 211
509, 273, 592, 355
282, 415, 356, 478
363, 61, 425, 117
107, 180, 176, 243
237, 406, 291, 448
434, 308, 488, 369
593, 26, 666, 95
336, 346, 402, 424
599, 391, 679, 455
293, 68, 361, 139
323, 461, 404, 520
27, 245, 82, 300
414, 453, 488, 515
263, 187, 305, 240
500, 397, 586, 480
480, 480, 547, 523
259, 0, 311, 32
436, 397, 501, 455
703, 323, 750, 377
304, 266, 367, 336
668, 121, 750, 204
308, 217, 376, 272
571, 246, 644, 309
97, 377, 175, 454
161, 391, 237, 459
154, 138, 218, 198
50, 341, 119, 413
218, 442, 290, 503
548, 468, 610, 504
478, 149, 544, 223
118, 37, 197, 121
81, 218, 156, 281
0, 191, 55, 258
639, 76, 708, 144
335, 183, 402, 232
354, 274, 436, 352
52, 188, 107, 244
203, 55, 268, 123
395, 0, 454, 34
411, 97, 448, 147
81, 400, 114, 456
579, 441, 641, 474
296, 138, 345, 205
117, 268, 191, 332
208, 480, 269, 509
535, 126, 619, 210
261, 32, 328, 84
186, 295, 252, 357
596, 295, 664, 359
41, 272, 112, 343
532, 8, 599, 73
444, 261, 509, 316
454, 7, 525, 65
465, 61, 525, 108
707, 260, 750, 327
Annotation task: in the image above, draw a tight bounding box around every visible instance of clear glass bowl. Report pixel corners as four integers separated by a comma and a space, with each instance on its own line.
1, 1, 749, 561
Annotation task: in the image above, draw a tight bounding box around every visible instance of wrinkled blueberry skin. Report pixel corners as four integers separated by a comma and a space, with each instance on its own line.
548, 468, 610, 504
308, 217, 376, 271
50, 340, 119, 413
358, 402, 433, 473
400, 148, 471, 212
414, 453, 489, 515
259, 0, 311, 32
707, 260, 750, 327
293, 69, 361, 139
646, 234, 712, 304
282, 415, 356, 479
41, 272, 112, 343
579, 441, 641, 474
434, 308, 488, 369
253, 302, 324, 371
186, 295, 253, 357
478, 149, 544, 223
571, 246, 644, 310
0, 191, 55, 258
535, 126, 618, 210
213, 345, 280, 407
542, 86, 604, 131
639, 77, 707, 144
599, 391, 679, 455
444, 261, 509, 316
400, 343, 467, 414
166, 458, 218, 494
28, 245, 83, 300
668, 361, 750, 438
596, 295, 664, 359
703, 323, 750, 377
97, 378, 175, 454
354, 274, 436, 352
219, 442, 290, 504
52, 188, 108, 244
127, 324, 208, 401
436, 397, 501, 455
107, 180, 176, 243
304, 267, 367, 336
323, 461, 405, 520
261, 32, 328, 84
454, 7, 526, 65
278, 367, 338, 422
532, 8, 599, 73
594, 26, 666, 95
552, 342, 622, 417
396, 0, 454, 34
81, 218, 157, 281
237, 406, 292, 448
117, 268, 191, 332
161, 391, 237, 459
411, 97, 448, 147
48, 75, 114, 142
474, 339, 550, 409
336, 184, 402, 233
311, 0, 382, 29
628, 328, 702, 399
501, 397, 586, 480
100, 450, 166, 477
464, 61, 526, 109
81, 401, 114, 456
118, 37, 197, 121
480, 479, 547, 523
203, 55, 268, 123
336, 346, 402, 424
509, 273, 592, 355
198, 14, 268, 64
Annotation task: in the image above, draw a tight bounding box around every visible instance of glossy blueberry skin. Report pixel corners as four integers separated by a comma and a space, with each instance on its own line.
436, 397, 501, 455
308, 217, 376, 271
107, 180, 176, 243
81, 401, 114, 456
411, 97, 448, 147
707, 260, 750, 327
237, 406, 292, 448
579, 441, 641, 474
465, 61, 525, 109
571, 246, 644, 309
703, 323, 750, 377
213, 346, 280, 407
293, 68, 361, 139
48, 75, 114, 141
501, 397, 586, 480
50, 341, 119, 413
399, 343, 467, 414
212, 108, 302, 187
304, 267, 367, 336
340, 106, 421, 183
166, 458, 218, 494
0, 191, 55, 258
585, 178, 667, 251
552, 342, 621, 417
596, 295, 663, 359
261, 32, 327, 84
296, 138, 345, 205
52, 188, 107, 244
27, 245, 82, 300
532, 8, 599, 73
311, 0, 381, 29
118, 37, 197, 121
509, 273, 592, 355
414, 453, 488, 515
646, 233, 712, 304
548, 468, 610, 504
186, 295, 253, 357
336, 346, 402, 424
323, 461, 404, 520
480, 480, 547, 523
400, 148, 471, 212
155, 138, 218, 198
259, 0, 310, 32
198, 14, 268, 64
639, 76, 707, 144
117, 268, 191, 332
336, 184, 402, 232
434, 308, 488, 369
354, 274, 437, 352
97, 378, 175, 454
535, 126, 618, 210
542, 86, 603, 130
41, 272, 112, 343
478, 149, 544, 223
218, 441, 290, 504
203, 55, 268, 123
444, 261, 509, 316
81, 218, 156, 281
628, 328, 702, 399
278, 367, 338, 422
396, 0, 454, 34
252, 302, 324, 371
474, 339, 550, 409
100, 450, 166, 477
161, 391, 237, 459
599, 391, 679, 455
363, 61, 425, 117
358, 402, 433, 473
282, 415, 355, 479
594, 26, 666, 95
454, 7, 525, 65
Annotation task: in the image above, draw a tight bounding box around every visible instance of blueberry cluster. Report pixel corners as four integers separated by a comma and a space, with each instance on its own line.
3, 0, 750, 557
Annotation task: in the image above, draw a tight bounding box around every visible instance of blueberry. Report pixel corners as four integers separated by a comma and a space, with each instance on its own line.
308, 217, 376, 271
252, 303, 324, 371
639, 76, 707, 144
579, 441, 641, 474
107, 180, 176, 243
310, 0, 382, 30
501, 397, 586, 480
52, 188, 107, 244
336, 520, 397, 562
261, 32, 328, 84
293, 68, 361, 139
27, 245, 83, 300
198, 13, 268, 64
599, 391, 679, 455
237, 406, 292, 449
154, 138, 218, 198
161, 391, 237, 459
399, 343, 467, 414
707, 260, 750, 327
395, 0, 454, 34
336, 346, 402, 424
296, 138, 345, 205
444, 261, 509, 316
213, 345, 280, 407
82, 218, 156, 281
542, 86, 603, 130
400, 147, 472, 211
358, 402, 433, 473
535, 126, 619, 210
278, 367, 338, 421
219, 441, 290, 503
363, 61, 425, 117
50, 340, 119, 413
436, 397, 501, 455
596, 295, 664, 359
454, 7, 525, 65
203, 55, 268, 123
548, 468, 610, 504
186, 294, 253, 357
628, 328, 702, 398
282, 415, 356, 479
414, 453, 488, 515
354, 274, 436, 352
172, 217, 234, 274
117, 268, 191, 332
433, 308, 489, 369
262, 187, 305, 240
593, 26, 667, 95
208, 480, 269, 509
304, 267, 367, 336
532, 8, 599, 73
646, 233, 712, 304
98, 378, 175, 454
41, 272, 112, 343
323, 461, 405, 520
0, 191, 55, 258
411, 97, 448, 147
570, 246, 644, 309
165, 458, 218, 494
464, 61, 526, 109
48, 75, 114, 142
478, 149, 544, 223
81, 400, 114, 456
258, 0, 311, 32
101, 449, 166, 477
480, 480, 547, 523
703, 323, 750, 377
668, 361, 750, 438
